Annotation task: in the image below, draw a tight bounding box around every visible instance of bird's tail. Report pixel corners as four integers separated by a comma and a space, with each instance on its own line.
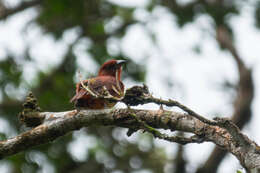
70, 90, 87, 102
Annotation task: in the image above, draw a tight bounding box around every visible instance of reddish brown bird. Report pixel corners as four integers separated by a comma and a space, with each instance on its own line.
70, 59, 126, 109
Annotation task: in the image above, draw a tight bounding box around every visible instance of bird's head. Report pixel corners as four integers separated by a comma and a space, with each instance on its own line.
98, 59, 127, 80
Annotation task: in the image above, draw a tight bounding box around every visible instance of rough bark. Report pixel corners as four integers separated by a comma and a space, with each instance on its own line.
1, 107, 260, 171
0, 86, 259, 171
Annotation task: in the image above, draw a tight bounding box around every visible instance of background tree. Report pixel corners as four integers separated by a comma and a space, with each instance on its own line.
0, 0, 259, 172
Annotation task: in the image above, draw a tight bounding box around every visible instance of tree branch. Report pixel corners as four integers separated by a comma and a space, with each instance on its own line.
122, 85, 218, 125
197, 25, 255, 173
1, 107, 260, 170
0, 86, 259, 171
174, 143, 187, 173
0, 0, 42, 20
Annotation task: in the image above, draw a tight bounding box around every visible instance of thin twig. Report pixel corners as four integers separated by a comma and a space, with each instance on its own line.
142, 95, 218, 125
122, 85, 218, 125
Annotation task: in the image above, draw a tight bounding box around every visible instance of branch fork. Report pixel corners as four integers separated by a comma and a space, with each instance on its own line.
0, 85, 259, 171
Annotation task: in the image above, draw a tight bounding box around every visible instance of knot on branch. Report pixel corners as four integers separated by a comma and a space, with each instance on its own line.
214, 117, 252, 147
122, 84, 150, 106
213, 117, 232, 126
18, 92, 44, 127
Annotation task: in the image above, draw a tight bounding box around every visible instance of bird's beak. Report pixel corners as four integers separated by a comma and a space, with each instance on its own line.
116, 60, 127, 66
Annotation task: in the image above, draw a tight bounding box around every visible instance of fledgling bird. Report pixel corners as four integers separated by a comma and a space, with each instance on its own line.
70, 59, 126, 109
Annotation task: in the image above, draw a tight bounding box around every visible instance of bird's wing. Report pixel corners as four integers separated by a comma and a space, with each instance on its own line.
70, 80, 89, 102
70, 77, 124, 102
70, 78, 107, 102
88, 77, 124, 99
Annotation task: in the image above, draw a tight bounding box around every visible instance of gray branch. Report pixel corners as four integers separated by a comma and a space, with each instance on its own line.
0, 86, 259, 171
0, 107, 260, 171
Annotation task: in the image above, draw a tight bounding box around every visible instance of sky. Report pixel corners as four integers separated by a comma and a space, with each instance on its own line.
1, 0, 260, 173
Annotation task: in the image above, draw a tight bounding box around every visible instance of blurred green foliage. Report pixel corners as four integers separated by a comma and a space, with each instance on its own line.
0, 0, 258, 173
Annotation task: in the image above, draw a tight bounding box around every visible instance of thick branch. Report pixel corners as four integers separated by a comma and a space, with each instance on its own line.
0, 108, 260, 170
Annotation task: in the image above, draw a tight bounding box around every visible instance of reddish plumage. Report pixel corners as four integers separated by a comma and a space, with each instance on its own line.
70, 60, 126, 109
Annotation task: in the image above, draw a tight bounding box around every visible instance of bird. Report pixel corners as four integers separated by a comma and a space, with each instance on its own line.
70, 59, 126, 109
